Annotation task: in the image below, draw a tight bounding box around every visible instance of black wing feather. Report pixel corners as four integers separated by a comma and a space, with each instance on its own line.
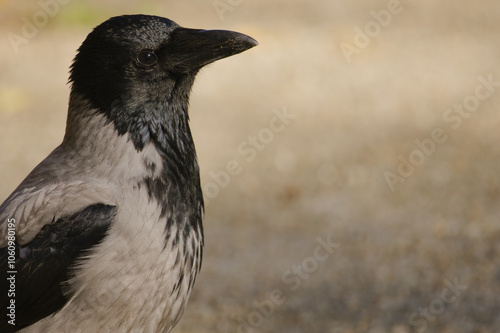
0, 203, 115, 332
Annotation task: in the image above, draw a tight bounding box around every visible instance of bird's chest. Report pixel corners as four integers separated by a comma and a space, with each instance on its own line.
59, 186, 202, 332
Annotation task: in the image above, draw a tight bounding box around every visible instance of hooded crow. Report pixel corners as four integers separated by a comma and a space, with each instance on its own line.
0, 14, 257, 332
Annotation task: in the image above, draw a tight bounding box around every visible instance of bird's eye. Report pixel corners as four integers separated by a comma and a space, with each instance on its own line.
137, 51, 158, 67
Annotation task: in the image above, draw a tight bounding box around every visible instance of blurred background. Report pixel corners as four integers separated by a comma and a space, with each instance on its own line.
1, 0, 500, 332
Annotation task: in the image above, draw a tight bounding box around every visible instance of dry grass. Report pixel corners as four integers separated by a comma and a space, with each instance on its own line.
1, 0, 500, 332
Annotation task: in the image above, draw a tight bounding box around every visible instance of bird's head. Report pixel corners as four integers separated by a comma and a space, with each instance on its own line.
68, 14, 257, 149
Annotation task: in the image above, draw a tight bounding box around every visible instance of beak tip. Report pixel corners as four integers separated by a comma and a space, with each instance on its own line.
245, 36, 259, 48
231, 33, 258, 52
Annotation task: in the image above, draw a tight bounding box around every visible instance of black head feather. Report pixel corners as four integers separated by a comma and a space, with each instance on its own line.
69, 14, 257, 151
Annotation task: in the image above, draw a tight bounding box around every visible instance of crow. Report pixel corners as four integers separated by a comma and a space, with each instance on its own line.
0, 14, 257, 332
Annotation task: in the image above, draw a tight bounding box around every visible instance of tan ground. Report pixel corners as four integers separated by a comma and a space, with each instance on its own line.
1, 0, 500, 332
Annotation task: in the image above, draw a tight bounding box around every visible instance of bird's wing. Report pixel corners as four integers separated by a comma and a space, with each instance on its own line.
0, 146, 118, 330
0, 203, 116, 331
0, 179, 115, 247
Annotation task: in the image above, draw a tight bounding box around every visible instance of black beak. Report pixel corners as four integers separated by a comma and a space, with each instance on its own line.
165, 27, 258, 73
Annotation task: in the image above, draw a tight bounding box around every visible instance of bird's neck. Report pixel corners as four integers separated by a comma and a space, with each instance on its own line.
63, 91, 203, 212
